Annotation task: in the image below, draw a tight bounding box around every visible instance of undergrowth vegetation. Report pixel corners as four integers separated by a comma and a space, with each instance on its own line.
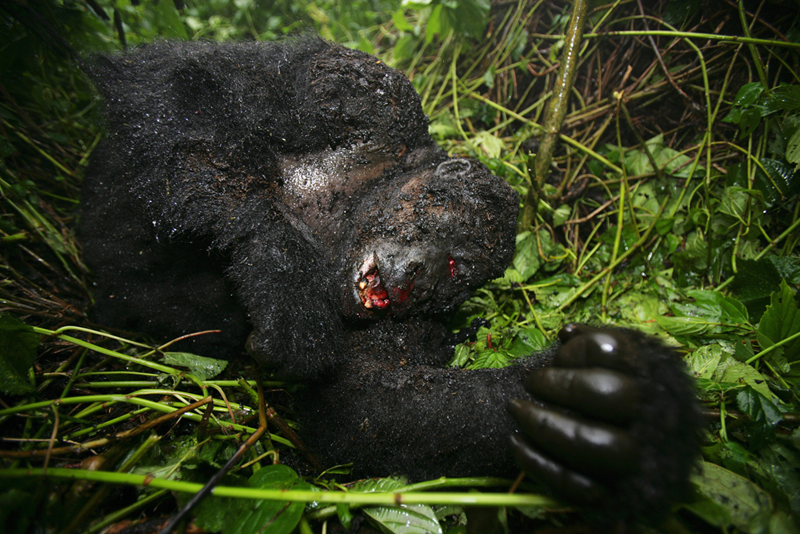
1, 1, 799, 533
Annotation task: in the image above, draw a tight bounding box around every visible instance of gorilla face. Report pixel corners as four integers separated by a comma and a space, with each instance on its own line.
340, 157, 519, 320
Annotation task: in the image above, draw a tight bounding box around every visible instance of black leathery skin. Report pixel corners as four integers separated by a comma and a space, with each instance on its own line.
524, 367, 640, 424
509, 325, 702, 520
510, 434, 607, 504
508, 399, 638, 477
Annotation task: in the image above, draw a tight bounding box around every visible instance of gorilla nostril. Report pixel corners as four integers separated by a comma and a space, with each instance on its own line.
435, 158, 472, 178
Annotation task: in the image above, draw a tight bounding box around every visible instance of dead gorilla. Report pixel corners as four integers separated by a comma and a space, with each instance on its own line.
79, 38, 700, 519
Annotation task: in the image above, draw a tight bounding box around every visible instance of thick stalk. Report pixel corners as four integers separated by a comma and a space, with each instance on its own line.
520, 0, 587, 230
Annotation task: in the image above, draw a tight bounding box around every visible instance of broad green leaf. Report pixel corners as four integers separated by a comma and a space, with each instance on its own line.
507, 327, 548, 357
730, 258, 783, 322
739, 108, 762, 138
0, 314, 40, 395
761, 84, 800, 114
759, 442, 800, 515
770, 256, 800, 284
716, 356, 773, 400
350, 477, 407, 493
684, 289, 750, 324
786, 126, 800, 169
760, 158, 800, 201
473, 131, 504, 159
687, 461, 772, 533
756, 280, 800, 363
451, 344, 473, 367
550, 204, 571, 227
736, 387, 782, 448
687, 344, 723, 380
392, 9, 414, 32
162, 352, 228, 381
424, 4, 442, 43
513, 231, 542, 281
363, 503, 443, 534
468, 350, 510, 369
337, 502, 354, 530
357, 35, 375, 55
154, 0, 188, 40
656, 316, 724, 337
393, 34, 415, 61
194, 465, 312, 534
723, 82, 764, 126
429, 112, 459, 140
718, 186, 751, 221
733, 82, 766, 108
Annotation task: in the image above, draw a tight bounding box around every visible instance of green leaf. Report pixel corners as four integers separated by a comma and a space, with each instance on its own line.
770, 256, 800, 284
687, 461, 772, 533
786, 125, 800, 169
424, 4, 443, 43
451, 344, 473, 367
718, 186, 751, 221
689, 343, 773, 398
392, 9, 414, 32
552, 204, 571, 227
507, 327, 548, 357
194, 465, 312, 534
659, 290, 749, 338
162, 352, 228, 381
363, 503, 443, 534
482, 67, 495, 89
469, 350, 510, 369
738, 106, 762, 138
733, 82, 766, 108
685, 289, 750, 324
736, 387, 782, 448
715, 352, 773, 400
0, 314, 40, 395
154, 0, 188, 40
393, 34, 415, 61
513, 231, 541, 281
350, 477, 407, 493
756, 280, 800, 363
762, 84, 800, 114
760, 158, 800, 200
730, 258, 784, 322
687, 344, 723, 380
473, 131, 504, 159
357, 35, 375, 55
337, 502, 354, 530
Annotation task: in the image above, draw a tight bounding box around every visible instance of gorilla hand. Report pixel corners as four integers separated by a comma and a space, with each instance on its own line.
509, 324, 701, 519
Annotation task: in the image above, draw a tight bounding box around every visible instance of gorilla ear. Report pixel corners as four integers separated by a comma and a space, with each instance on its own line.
435, 158, 473, 180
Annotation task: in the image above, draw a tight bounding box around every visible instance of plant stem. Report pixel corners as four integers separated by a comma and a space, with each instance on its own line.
520, 0, 588, 231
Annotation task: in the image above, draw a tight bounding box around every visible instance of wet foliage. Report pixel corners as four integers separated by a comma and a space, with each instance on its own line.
1, 1, 800, 533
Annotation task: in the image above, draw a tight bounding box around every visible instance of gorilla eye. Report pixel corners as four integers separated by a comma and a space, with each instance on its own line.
448, 256, 459, 278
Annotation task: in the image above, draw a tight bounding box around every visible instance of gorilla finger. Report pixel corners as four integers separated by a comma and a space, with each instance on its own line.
524, 367, 640, 424
508, 399, 638, 478
555, 325, 634, 371
509, 434, 607, 504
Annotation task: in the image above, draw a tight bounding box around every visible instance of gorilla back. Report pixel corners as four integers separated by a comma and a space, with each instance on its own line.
80, 38, 700, 521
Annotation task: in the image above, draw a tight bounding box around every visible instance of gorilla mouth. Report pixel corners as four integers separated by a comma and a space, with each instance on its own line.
356, 255, 391, 310
355, 253, 460, 312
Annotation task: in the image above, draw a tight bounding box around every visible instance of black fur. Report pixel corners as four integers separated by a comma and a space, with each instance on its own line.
79, 38, 700, 521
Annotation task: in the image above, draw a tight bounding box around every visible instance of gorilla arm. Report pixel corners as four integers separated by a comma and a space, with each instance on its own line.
299, 322, 701, 519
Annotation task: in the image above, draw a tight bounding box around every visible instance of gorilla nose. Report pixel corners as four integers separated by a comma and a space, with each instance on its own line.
435, 158, 472, 178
